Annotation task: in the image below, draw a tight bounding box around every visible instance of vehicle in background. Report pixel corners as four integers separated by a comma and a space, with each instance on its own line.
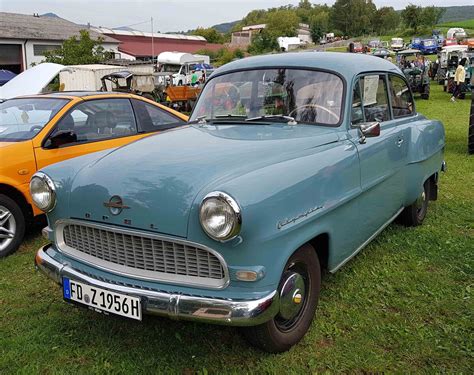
0, 63, 64, 100
372, 48, 394, 59
432, 30, 445, 50
59, 64, 153, 92
419, 39, 438, 55
447, 27, 467, 42
436, 45, 469, 85
411, 37, 422, 50
0, 92, 187, 257
390, 38, 404, 52
278, 37, 303, 51
461, 38, 474, 50
443, 38, 458, 47
34, 52, 445, 353
157, 52, 211, 86
444, 49, 472, 98
347, 41, 364, 53
0, 70, 16, 86
397, 49, 430, 99
100, 71, 163, 102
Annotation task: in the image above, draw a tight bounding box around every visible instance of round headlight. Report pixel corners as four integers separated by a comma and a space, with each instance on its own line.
30, 172, 56, 212
199, 192, 241, 241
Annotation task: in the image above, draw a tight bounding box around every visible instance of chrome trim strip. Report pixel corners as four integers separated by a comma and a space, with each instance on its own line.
35, 245, 279, 327
54, 219, 230, 289
329, 207, 404, 273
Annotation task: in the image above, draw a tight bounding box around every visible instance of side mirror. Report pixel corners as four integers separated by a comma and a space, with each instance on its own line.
353, 122, 380, 144
44, 130, 77, 149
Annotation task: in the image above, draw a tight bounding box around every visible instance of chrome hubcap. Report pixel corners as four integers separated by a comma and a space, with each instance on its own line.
416, 191, 426, 210
279, 272, 306, 321
0, 205, 16, 252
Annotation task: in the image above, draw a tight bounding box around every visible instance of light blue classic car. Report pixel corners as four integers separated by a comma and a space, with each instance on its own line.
33, 52, 446, 353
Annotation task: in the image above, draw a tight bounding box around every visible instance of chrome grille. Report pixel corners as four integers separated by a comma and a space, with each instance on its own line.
57, 221, 227, 288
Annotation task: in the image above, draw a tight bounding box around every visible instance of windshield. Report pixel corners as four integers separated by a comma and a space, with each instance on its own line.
0, 97, 68, 142
423, 40, 435, 46
159, 64, 181, 73
190, 68, 344, 126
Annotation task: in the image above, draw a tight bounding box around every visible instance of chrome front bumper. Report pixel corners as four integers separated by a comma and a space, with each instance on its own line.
35, 245, 279, 326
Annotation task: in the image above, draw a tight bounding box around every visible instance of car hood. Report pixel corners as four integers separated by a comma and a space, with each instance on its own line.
0, 63, 65, 100
67, 124, 340, 237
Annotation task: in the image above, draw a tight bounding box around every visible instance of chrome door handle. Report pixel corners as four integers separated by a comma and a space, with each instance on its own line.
397, 139, 404, 147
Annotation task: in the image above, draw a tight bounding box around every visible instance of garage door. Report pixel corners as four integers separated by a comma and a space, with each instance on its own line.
0, 44, 22, 73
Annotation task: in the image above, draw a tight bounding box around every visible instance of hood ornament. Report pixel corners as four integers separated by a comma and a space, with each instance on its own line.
103, 195, 130, 215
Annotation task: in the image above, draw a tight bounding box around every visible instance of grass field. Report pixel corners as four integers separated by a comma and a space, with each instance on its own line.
438, 18, 474, 30
1, 84, 473, 374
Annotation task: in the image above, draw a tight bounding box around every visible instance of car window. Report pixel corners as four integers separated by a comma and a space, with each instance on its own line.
0, 98, 68, 142
132, 99, 185, 133
388, 75, 414, 118
351, 79, 364, 125
190, 68, 344, 126
50, 98, 137, 147
359, 74, 390, 123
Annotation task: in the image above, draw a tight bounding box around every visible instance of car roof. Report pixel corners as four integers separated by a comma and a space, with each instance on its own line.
40, 91, 127, 98
212, 52, 401, 80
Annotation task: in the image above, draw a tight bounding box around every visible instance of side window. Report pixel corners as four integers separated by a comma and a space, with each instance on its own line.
50, 98, 137, 147
388, 75, 414, 118
132, 99, 185, 133
359, 74, 390, 123
351, 79, 364, 125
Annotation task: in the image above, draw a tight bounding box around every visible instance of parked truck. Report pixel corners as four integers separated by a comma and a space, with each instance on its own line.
157, 52, 212, 86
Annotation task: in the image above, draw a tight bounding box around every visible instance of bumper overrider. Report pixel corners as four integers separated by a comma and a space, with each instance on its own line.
35, 245, 280, 326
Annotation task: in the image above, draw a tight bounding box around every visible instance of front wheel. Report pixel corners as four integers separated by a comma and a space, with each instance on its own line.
0, 194, 26, 257
240, 244, 321, 353
398, 180, 430, 227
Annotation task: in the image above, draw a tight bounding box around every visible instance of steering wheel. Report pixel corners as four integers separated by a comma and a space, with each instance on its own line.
30, 125, 43, 133
289, 104, 339, 122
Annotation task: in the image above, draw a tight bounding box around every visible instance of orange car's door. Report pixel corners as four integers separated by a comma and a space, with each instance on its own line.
33, 97, 148, 170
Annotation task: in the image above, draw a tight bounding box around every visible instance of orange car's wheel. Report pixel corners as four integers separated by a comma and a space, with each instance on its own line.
0, 194, 25, 258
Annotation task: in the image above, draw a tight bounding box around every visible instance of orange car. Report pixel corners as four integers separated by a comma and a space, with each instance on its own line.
0, 92, 187, 257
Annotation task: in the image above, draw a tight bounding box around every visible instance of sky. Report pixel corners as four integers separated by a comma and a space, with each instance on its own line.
1, 0, 473, 33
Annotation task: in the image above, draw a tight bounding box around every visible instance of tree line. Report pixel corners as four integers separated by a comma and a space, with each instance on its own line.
190, 1, 445, 54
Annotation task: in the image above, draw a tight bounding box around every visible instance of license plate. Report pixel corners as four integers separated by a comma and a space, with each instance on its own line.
63, 278, 142, 321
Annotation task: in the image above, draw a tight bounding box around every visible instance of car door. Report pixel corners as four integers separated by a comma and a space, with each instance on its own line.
349, 73, 406, 237
33, 97, 143, 170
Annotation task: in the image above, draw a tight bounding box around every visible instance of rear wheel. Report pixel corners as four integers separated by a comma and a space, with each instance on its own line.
240, 244, 321, 353
399, 181, 430, 227
0, 194, 25, 258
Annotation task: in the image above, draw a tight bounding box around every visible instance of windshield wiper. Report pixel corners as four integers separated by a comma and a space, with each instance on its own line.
215, 114, 247, 119
245, 115, 298, 125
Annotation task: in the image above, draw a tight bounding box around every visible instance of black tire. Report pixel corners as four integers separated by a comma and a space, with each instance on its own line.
443, 84, 447, 92
240, 244, 321, 353
178, 80, 183, 86
399, 180, 430, 227
421, 84, 430, 100
0, 194, 25, 258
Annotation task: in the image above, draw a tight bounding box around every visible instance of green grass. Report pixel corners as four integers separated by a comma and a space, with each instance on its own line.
438, 18, 474, 29
1, 85, 473, 374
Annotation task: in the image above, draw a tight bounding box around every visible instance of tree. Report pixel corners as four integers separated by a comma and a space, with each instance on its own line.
309, 11, 329, 42
401, 4, 423, 33
331, 0, 376, 36
248, 29, 278, 54
43, 30, 106, 65
421, 6, 444, 28
190, 27, 226, 44
266, 9, 300, 38
373, 7, 400, 34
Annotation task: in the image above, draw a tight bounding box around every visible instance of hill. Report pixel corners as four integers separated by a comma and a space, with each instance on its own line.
211, 20, 239, 34
438, 6, 474, 23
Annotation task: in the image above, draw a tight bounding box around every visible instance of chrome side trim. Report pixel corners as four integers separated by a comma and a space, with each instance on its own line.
35, 245, 279, 327
54, 219, 229, 289
329, 207, 404, 273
